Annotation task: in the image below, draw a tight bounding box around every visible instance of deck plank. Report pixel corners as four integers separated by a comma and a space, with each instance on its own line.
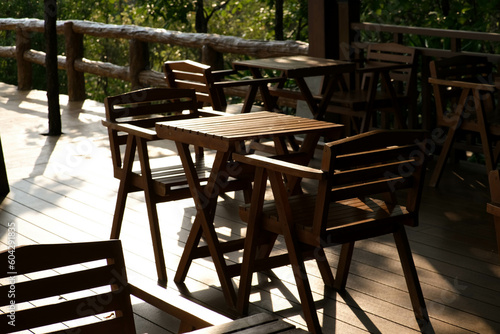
1, 82, 499, 333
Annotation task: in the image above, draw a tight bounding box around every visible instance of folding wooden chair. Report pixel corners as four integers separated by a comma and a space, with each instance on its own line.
0, 240, 230, 334
234, 130, 431, 334
164, 59, 283, 114
102, 87, 249, 285
326, 43, 417, 134
428, 55, 500, 187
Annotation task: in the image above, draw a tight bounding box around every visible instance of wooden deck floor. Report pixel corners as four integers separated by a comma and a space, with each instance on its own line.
0, 82, 499, 333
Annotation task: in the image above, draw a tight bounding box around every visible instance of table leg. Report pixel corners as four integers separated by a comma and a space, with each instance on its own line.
295, 77, 319, 117
174, 142, 238, 307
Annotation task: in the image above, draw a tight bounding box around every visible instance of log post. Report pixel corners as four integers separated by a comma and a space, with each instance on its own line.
308, 0, 340, 59
45, 0, 62, 136
337, 0, 361, 61
201, 45, 223, 69
129, 39, 149, 90
16, 27, 32, 90
64, 21, 85, 101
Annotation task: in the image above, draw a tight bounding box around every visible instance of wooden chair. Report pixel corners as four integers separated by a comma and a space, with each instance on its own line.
325, 43, 417, 134
486, 170, 500, 258
0, 240, 231, 334
102, 87, 248, 285
234, 130, 430, 334
164, 59, 283, 114
428, 55, 500, 187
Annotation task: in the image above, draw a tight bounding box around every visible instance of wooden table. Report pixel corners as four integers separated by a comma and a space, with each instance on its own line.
232, 55, 355, 119
156, 112, 343, 307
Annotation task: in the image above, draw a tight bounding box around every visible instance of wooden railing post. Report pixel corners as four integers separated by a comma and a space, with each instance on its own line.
64, 21, 85, 101
201, 45, 223, 69
129, 39, 149, 90
15, 27, 32, 90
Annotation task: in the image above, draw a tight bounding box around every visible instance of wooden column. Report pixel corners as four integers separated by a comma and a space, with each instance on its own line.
64, 21, 85, 101
129, 39, 149, 90
202, 45, 223, 69
45, 0, 62, 136
308, 0, 339, 59
15, 27, 32, 90
337, 0, 361, 61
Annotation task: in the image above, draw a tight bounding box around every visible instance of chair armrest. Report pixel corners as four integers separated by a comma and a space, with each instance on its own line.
128, 281, 231, 331
233, 153, 325, 180
101, 119, 158, 140
213, 77, 285, 88
198, 109, 231, 117
428, 77, 496, 92
211, 68, 239, 80
357, 62, 413, 74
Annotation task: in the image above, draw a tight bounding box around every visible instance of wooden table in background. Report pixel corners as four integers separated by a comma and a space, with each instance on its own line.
233, 55, 355, 119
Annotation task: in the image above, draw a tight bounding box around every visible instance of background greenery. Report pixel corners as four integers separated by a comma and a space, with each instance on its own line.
1, 0, 499, 102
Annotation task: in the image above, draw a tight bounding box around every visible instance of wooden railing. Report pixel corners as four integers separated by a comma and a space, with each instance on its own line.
0, 18, 308, 102
2, 18, 500, 129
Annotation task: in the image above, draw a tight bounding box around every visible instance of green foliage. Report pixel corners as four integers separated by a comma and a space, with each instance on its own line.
360, 0, 500, 53
2, 0, 500, 102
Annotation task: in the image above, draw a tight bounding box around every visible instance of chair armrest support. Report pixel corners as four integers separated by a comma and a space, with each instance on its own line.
428, 77, 496, 92
233, 153, 325, 180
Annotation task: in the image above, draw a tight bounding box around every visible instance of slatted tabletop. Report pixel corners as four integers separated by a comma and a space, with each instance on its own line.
233, 55, 355, 78
156, 111, 343, 151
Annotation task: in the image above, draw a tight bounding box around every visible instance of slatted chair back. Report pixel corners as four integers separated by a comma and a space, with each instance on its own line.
164, 60, 226, 111
104, 87, 200, 177
235, 129, 430, 334
0, 240, 136, 334
363, 42, 417, 96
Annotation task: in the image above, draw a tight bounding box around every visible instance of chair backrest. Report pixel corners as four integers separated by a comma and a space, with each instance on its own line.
363, 43, 417, 96
0, 240, 136, 334
164, 60, 227, 111
314, 129, 429, 234
429, 55, 494, 124
104, 87, 199, 175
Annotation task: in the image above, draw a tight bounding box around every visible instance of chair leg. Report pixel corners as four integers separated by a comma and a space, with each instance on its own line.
393, 226, 429, 329
110, 135, 137, 239
314, 246, 335, 288
429, 127, 458, 187
110, 187, 128, 239
237, 167, 268, 315
137, 137, 167, 286
333, 242, 355, 291
283, 230, 322, 334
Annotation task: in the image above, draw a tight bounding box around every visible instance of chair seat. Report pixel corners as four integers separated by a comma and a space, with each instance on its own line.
240, 194, 413, 242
